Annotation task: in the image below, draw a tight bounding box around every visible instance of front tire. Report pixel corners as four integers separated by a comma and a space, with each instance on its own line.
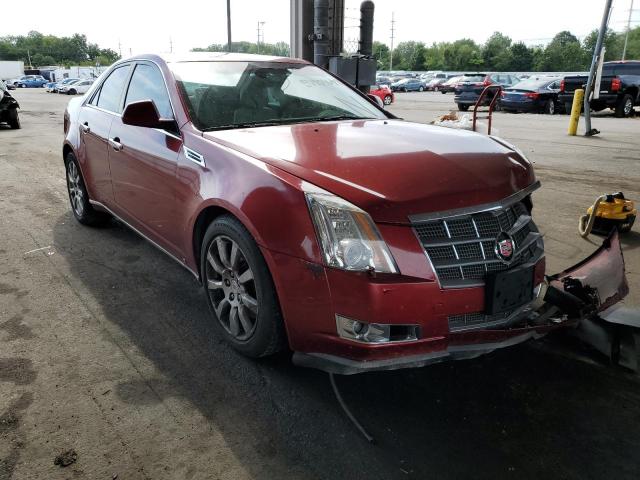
615, 94, 634, 118
68, 89, 77, 95
458, 104, 469, 111
419, 86, 424, 92
65, 152, 111, 226
8, 108, 20, 129
201, 215, 285, 358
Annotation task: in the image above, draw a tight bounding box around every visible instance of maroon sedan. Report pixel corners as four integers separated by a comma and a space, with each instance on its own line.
63, 53, 628, 374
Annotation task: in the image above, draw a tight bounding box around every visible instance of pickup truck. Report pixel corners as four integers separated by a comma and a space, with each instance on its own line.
558, 60, 640, 117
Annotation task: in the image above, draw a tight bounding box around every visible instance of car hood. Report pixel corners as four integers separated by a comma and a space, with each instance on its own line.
204, 119, 536, 224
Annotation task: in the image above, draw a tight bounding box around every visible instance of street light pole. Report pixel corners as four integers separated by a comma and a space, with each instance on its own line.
583, 0, 613, 136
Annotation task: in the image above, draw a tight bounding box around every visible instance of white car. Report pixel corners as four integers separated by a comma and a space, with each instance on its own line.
58, 79, 94, 95
47, 78, 80, 93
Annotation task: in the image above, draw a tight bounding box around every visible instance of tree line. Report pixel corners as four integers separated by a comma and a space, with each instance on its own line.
375, 27, 640, 72
0, 31, 119, 67
192, 41, 290, 56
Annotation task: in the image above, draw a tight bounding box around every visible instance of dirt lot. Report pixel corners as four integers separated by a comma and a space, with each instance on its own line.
1, 89, 639, 480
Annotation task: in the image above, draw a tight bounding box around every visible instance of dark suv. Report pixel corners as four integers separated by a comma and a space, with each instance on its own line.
454, 73, 519, 111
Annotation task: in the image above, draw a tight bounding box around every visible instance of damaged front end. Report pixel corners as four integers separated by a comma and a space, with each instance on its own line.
542, 230, 639, 371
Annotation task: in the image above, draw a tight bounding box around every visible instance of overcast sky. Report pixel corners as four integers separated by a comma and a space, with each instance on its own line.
4, 0, 638, 55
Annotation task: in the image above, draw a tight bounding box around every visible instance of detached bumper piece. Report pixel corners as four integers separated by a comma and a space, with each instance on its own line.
546, 230, 639, 371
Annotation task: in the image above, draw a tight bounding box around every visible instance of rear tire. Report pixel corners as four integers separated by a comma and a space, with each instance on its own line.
201, 215, 285, 358
383, 95, 392, 105
419, 86, 424, 92
458, 104, 469, 111
564, 103, 573, 115
615, 94, 634, 118
544, 99, 556, 115
65, 152, 111, 226
68, 89, 76, 95
8, 108, 20, 129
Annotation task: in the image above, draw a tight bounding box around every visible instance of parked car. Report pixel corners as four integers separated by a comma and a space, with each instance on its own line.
15, 75, 48, 88
0, 81, 20, 129
62, 52, 627, 374
437, 75, 463, 94
558, 60, 640, 117
369, 84, 394, 105
454, 73, 519, 111
59, 79, 94, 95
500, 77, 563, 114
390, 78, 425, 92
375, 76, 392, 87
46, 78, 80, 93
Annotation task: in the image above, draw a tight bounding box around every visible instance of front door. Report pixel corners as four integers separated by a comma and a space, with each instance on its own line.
107, 62, 183, 256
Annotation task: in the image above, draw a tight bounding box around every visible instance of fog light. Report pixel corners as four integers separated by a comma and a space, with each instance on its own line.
336, 315, 419, 344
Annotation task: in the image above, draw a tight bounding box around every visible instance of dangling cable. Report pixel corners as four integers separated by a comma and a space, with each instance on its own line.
579, 195, 607, 238
329, 373, 375, 444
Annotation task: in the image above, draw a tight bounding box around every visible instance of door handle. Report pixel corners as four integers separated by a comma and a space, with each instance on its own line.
108, 137, 123, 152
80, 122, 90, 134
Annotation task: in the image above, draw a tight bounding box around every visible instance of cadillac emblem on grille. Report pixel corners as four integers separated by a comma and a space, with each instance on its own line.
495, 232, 515, 263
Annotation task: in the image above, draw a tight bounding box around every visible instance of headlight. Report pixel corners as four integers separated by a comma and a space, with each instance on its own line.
305, 191, 398, 274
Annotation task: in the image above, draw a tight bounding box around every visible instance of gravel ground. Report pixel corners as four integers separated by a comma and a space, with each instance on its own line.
1, 89, 639, 480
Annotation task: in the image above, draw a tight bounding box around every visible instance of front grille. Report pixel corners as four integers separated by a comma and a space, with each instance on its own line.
413, 200, 543, 288
448, 309, 516, 332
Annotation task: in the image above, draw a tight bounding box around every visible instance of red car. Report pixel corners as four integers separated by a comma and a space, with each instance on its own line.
63, 53, 628, 374
369, 84, 394, 105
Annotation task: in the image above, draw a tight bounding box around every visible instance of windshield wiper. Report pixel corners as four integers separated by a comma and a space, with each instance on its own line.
202, 121, 282, 132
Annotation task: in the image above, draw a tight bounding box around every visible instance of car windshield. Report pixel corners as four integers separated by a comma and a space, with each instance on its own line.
170, 61, 386, 131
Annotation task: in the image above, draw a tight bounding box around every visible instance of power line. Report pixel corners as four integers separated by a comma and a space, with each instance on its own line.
622, 0, 636, 60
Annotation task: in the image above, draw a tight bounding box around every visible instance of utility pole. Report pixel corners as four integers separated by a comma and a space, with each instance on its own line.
389, 12, 395, 71
584, 0, 613, 136
257, 21, 265, 53
118, 39, 122, 58
622, 0, 635, 61
169, 37, 173, 53
227, 0, 232, 52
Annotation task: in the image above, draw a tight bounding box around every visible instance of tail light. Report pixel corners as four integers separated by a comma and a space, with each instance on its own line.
524, 92, 539, 99
611, 78, 621, 92
560, 80, 565, 93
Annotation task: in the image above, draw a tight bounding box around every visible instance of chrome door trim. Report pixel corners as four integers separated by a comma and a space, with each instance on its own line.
89, 199, 199, 280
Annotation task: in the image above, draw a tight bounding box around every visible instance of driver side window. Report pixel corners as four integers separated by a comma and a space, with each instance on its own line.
124, 63, 174, 119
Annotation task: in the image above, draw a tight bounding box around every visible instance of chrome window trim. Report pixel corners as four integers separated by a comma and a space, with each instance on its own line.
89, 200, 199, 280
408, 180, 540, 224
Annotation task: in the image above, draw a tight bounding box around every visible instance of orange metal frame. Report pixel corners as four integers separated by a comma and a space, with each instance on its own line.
472, 85, 502, 135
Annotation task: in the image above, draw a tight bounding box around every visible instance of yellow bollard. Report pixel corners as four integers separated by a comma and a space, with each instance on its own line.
568, 89, 584, 136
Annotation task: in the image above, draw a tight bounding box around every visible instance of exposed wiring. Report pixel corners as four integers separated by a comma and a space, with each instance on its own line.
329, 373, 375, 444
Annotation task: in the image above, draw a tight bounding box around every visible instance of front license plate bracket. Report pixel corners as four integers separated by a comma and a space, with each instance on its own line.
485, 265, 535, 315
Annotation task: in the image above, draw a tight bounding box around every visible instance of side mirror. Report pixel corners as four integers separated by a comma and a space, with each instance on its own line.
122, 99, 173, 129
367, 93, 385, 109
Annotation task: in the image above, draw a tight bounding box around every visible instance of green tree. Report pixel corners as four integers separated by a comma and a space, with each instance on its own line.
392, 41, 426, 70
535, 31, 587, 71
483, 32, 512, 70
583, 28, 623, 61
372, 41, 390, 69
508, 42, 534, 71
442, 39, 483, 71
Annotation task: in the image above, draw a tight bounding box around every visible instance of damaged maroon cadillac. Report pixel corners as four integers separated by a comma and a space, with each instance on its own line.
62, 53, 636, 375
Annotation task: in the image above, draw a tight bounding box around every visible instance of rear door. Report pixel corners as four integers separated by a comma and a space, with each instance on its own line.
77, 64, 132, 204
108, 61, 183, 255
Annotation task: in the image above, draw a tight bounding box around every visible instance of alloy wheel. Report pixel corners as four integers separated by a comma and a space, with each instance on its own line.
67, 161, 84, 217
624, 99, 632, 116
205, 235, 258, 341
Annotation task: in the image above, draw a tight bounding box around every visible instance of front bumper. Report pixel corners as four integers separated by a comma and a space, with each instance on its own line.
286, 231, 628, 374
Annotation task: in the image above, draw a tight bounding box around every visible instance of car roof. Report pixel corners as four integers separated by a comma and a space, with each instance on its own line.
604, 60, 640, 65
118, 52, 309, 65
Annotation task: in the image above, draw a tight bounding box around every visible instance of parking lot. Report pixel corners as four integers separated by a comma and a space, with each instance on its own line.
1, 88, 639, 479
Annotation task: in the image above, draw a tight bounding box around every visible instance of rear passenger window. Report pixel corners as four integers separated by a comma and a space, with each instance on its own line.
94, 66, 131, 113
125, 63, 173, 119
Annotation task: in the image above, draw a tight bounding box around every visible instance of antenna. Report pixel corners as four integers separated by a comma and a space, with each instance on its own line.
389, 12, 395, 70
